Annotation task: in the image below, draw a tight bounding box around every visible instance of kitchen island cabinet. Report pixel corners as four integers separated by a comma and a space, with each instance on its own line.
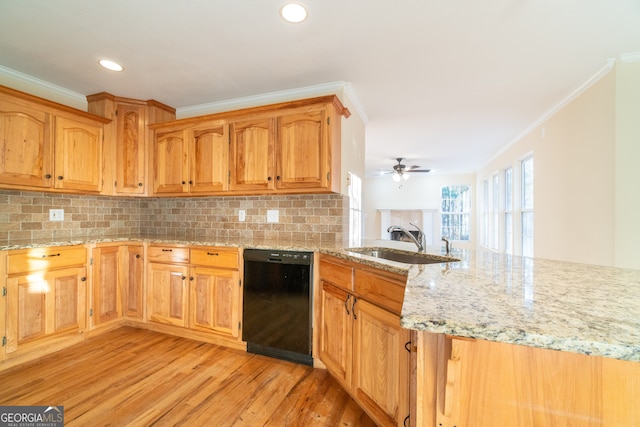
319, 254, 410, 427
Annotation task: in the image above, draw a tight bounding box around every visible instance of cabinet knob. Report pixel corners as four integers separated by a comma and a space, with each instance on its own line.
45, 174, 52, 179
182, 181, 186, 185
189, 276, 194, 281
57, 176, 63, 180
81, 277, 87, 282
138, 182, 143, 187
276, 175, 281, 180
189, 180, 193, 184
136, 254, 141, 259
181, 276, 186, 280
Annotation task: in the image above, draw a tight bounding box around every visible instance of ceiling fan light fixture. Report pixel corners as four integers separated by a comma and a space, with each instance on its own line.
280, 2, 308, 23
403, 172, 410, 180
98, 59, 124, 72
392, 172, 401, 182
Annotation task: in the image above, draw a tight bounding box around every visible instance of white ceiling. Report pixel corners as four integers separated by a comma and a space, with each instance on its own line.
2, 0, 640, 176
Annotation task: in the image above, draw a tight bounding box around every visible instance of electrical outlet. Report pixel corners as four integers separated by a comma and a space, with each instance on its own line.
267, 209, 279, 223
49, 209, 64, 221
238, 209, 246, 222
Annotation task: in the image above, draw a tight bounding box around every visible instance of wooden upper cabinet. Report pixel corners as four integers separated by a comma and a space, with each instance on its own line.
0, 99, 53, 188
276, 109, 328, 190
54, 116, 103, 193
229, 117, 276, 192
115, 103, 146, 194
189, 123, 229, 194
1, 86, 109, 194
153, 128, 189, 194
87, 92, 176, 196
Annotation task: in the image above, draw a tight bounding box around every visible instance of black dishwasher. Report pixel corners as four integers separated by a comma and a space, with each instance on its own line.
242, 249, 313, 366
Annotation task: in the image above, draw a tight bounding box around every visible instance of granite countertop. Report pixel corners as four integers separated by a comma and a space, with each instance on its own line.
3, 236, 640, 362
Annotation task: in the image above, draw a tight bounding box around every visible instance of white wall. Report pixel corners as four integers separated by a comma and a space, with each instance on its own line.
477, 59, 640, 269
337, 88, 366, 195
363, 173, 476, 248
614, 60, 640, 269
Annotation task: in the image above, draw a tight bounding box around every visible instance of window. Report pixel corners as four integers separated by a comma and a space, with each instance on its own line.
521, 157, 534, 257
504, 167, 513, 254
348, 172, 362, 247
441, 185, 471, 241
492, 174, 499, 250
481, 180, 488, 246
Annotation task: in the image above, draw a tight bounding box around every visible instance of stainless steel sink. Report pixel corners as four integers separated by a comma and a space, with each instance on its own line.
346, 247, 459, 265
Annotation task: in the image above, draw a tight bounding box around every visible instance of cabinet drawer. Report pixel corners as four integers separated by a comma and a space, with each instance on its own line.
354, 269, 406, 315
8, 246, 86, 275
147, 246, 190, 263
319, 255, 354, 291
191, 247, 238, 269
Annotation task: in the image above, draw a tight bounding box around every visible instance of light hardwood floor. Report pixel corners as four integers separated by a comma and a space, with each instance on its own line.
0, 327, 376, 427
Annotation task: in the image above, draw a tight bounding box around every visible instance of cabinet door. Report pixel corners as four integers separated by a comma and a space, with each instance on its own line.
0, 99, 54, 188
147, 263, 189, 327
189, 266, 240, 337
229, 118, 275, 192
319, 282, 353, 388
6, 267, 86, 355
122, 245, 144, 319
92, 246, 121, 325
153, 129, 188, 194
54, 116, 103, 192
276, 109, 328, 190
115, 103, 146, 194
189, 124, 229, 193
352, 298, 410, 427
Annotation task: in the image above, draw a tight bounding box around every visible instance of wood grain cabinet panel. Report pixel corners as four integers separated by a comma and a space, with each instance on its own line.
54, 116, 103, 193
6, 264, 86, 356
276, 109, 328, 189
229, 118, 276, 192
318, 254, 411, 427
122, 245, 144, 319
92, 245, 121, 325
189, 265, 240, 337
146, 262, 189, 327
0, 99, 53, 188
153, 128, 189, 194
189, 123, 229, 193
115, 103, 146, 194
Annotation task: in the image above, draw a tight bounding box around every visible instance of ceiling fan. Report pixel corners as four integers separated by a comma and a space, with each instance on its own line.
384, 158, 431, 181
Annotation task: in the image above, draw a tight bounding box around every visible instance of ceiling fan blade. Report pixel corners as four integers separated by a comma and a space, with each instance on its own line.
410, 169, 431, 173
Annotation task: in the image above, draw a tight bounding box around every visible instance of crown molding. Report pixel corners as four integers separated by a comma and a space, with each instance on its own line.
177, 81, 353, 119
482, 57, 616, 170
619, 51, 640, 63
0, 65, 88, 110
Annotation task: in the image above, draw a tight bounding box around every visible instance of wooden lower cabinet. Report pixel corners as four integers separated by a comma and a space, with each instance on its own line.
189, 265, 240, 338
122, 244, 145, 319
92, 245, 121, 325
6, 266, 86, 357
91, 243, 145, 329
414, 332, 640, 427
353, 299, 410, 427
145, 245, 241, 343
147, 262, 189, 327
319, 254, 411, 427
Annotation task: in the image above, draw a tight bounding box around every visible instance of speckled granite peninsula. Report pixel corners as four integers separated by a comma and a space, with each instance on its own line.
3, 235, 640, 362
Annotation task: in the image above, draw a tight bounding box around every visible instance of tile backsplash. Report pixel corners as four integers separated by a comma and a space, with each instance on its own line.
0, 190, 348, 244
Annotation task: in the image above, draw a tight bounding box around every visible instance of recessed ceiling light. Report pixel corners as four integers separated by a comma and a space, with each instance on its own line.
280, 2, 308, 23
98, 59, 124, 72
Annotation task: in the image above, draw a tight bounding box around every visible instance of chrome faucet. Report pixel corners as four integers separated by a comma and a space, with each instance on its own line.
387, 223, 425, 252
441, 236, 451, 255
